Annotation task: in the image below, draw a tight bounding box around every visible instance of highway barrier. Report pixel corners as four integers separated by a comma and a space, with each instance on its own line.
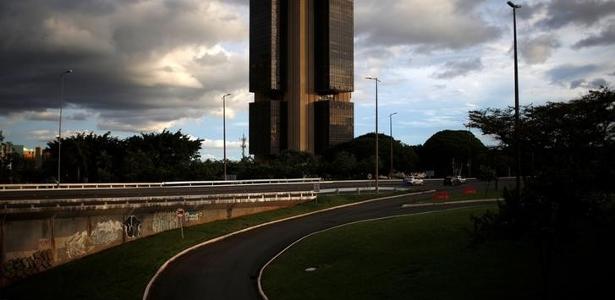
0, 178, 323, 191
0, 189, 316, 287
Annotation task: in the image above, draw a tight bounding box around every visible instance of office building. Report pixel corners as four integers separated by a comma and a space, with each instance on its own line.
249, 0, 354, 157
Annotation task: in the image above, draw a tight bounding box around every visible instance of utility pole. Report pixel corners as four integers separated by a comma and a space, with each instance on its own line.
366, 77, 381, 194
389, 112, 398, 178
222, 93, 231, 180
57, 70, 72, 188
508, 1, 522, 200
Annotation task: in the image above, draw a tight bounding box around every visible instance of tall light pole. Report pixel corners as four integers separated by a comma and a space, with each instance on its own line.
508, 1, 522, 199
389, 112, 398, 178
57, 69, 72, 188
366, 76, 381, 194
222, 93, 231, 181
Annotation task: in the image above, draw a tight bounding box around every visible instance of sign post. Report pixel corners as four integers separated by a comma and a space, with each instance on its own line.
176, 208, 185, 239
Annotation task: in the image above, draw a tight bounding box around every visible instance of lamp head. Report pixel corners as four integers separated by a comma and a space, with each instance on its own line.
507, 1, 521, 9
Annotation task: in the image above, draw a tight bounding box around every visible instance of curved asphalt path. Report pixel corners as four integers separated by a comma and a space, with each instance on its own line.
146, 179, 512, 300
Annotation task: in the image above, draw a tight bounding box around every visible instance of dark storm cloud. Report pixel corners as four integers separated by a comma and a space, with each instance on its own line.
539, 0, 615, 29
433, 58, 483, 79
546, 64, 600, 85
356, 0, 501, 51
570, 78, 608, 89
570, 79, 586, 89
573, 22, 615, 49
0, 0, 247, 131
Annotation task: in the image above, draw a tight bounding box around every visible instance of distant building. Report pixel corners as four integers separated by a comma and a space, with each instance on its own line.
23, 148, 36, 160
249, 0, 355, 158
35, 147, 43, 169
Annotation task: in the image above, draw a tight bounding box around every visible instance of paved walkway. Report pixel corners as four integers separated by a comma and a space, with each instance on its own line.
146, 180, 510, 300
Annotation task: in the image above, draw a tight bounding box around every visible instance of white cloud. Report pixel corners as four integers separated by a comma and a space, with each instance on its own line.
520, 34, 560, 64
201, 139, 246, 150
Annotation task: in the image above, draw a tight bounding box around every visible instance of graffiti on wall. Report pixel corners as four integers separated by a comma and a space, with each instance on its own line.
1, 249, 53, 280
124, 215, 141, 238
90, 220, 122, 246
65, 231, 88, 259
151, 213, 177, 233
186, 211, 200, 222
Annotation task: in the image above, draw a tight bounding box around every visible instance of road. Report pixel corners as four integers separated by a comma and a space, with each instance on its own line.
146, 179, 512, 300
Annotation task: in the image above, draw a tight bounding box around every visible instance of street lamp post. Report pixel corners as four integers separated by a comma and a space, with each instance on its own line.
508, 1, 522, 200
222, 93, 231, 181
366, 76, 381, 194
57, 70, 72, 188
389, 112, 398, 178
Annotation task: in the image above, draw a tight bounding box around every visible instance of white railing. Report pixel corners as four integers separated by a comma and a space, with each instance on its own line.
0, 191, 317, 213
0, 178, 323, 191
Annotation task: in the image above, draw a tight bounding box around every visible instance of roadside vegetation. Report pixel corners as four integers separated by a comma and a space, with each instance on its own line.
1, 126, 491, 183
2, 192, 416, 300
468, 87, 614, 299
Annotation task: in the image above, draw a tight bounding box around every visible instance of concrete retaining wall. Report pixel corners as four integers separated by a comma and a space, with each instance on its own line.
0, 192, 315, 287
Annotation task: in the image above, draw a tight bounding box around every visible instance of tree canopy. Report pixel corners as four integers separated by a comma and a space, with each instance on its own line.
421, 130, 487, 177
322, 133, 418, 179
42, 130, 203, 183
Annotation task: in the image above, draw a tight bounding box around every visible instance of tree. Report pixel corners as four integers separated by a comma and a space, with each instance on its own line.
41, 130, 203, 183
421, 130, 487, 177
322, 133, 418, 179
469, 88, 615, 299
44, 132, 123, 183
123, 130, 203, 181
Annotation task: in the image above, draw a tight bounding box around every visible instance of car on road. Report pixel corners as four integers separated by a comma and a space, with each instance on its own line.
443, 176, 466, 186
404, 176, 424, 186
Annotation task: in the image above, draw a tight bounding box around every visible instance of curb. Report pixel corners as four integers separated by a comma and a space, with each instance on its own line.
257, 201, 499, 300
401, 198, 501, 208
142, 190, 436, 300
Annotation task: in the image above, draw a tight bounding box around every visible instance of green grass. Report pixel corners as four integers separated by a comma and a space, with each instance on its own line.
262, 206, 541, 300
2, 192, 410, 300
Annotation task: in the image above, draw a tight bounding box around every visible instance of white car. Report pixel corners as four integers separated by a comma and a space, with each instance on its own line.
404, 176, 424, 186
443, 176, 466, 186
454, 176, 466, 184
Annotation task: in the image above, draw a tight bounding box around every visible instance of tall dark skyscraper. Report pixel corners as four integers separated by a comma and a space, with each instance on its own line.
249, 0, 354, 157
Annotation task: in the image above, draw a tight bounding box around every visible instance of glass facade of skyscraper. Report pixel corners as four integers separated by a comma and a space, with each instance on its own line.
315, 100, 354, 154
249, 0, 282, 95
315, 0, 354, 93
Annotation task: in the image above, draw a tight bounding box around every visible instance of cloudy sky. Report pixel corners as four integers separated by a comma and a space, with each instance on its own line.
1, 0, 613, 160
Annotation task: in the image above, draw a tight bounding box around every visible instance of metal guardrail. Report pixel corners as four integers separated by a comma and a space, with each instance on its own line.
0, 178, 323, 191
0, 191, 317, 214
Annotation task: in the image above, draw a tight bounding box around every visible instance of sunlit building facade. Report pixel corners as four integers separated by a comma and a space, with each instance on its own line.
249, 0, 354, 157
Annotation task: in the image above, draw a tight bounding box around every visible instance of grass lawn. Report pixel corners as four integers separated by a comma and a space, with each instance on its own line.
2, 192, 412, 300
262, 205, 542, 300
